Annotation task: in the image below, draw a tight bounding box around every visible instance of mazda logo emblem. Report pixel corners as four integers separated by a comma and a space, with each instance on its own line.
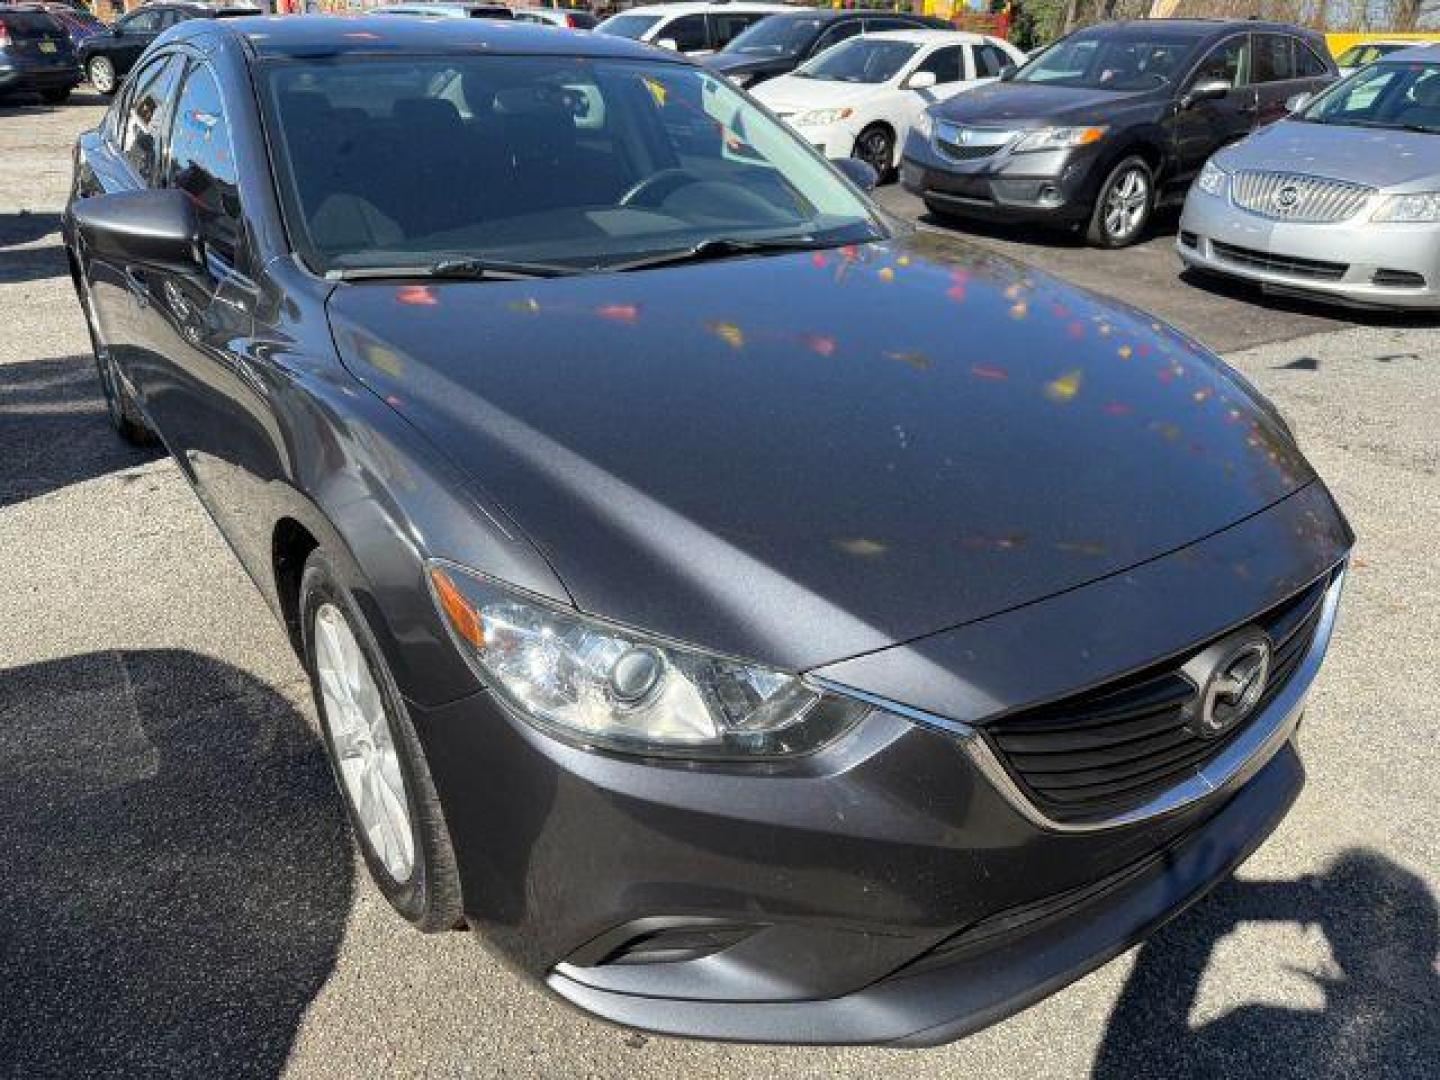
1182, 630, 1273, 739
1275, 185, 1301, 210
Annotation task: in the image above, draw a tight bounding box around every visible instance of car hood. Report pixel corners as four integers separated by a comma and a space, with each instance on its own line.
1217, 119, 1440, 190
752, 75, 875, 112
326, 232, 1312, 671
930, 80, 1155, 125
702, 52, 793, 77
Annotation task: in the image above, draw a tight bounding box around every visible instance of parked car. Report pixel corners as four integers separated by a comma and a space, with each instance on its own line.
754, 29, 1024, 180
65, 12, 1352, 1048
0, 5, 80, 103
77, 1, 257, 96
901, 19, 1338, 247
33, 2, 107, 49
514, 6, 597, 30
595, 2, 790, 57
373, 3, 515, 20
1333, 38, 1435, 76
1179, 48, 1440, 309
702, 7, 952, 89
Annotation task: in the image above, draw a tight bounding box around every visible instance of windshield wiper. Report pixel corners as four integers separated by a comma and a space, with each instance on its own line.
607, 235, 837, 272
326, 256, 580, 282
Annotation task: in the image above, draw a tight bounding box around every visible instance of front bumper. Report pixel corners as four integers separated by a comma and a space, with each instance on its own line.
409, 486, 1350, 1045
900, 128, 1102, 224
1178, 188, 1440, 309
781, 117, 860, 161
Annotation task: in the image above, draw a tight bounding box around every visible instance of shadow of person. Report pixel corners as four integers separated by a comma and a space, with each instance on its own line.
0, 649, 354, 1077
1094, 848, 1439, 1079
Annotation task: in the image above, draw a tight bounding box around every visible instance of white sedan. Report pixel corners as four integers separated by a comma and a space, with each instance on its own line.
752, 29, 1025, 180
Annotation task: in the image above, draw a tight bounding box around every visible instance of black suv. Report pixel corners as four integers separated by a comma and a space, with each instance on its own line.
77, 2, 257, 95
0, 5, 80, 103
901, 19, 1337, 247
702, 8, 951, 88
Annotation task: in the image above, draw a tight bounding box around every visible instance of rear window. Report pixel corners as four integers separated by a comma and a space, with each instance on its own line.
0, 10, 64, 36
595, 14, 662, 40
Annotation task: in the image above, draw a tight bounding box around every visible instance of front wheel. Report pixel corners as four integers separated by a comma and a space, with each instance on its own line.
1086, 155, 1154, 248
86, 56, 116, 96
300, 549, 463, 932
853, 124, 895, 184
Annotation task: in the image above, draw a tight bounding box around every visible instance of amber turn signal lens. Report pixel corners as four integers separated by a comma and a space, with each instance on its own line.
429, 566, 485, 648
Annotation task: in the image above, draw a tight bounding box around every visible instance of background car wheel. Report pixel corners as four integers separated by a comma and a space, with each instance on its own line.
853, 124, 895, 183
1087, 155, 1154, 248
86, 56, 115, 96
77, 271, 156, 446
300, 550, 463, 933
40, 87, 71, 105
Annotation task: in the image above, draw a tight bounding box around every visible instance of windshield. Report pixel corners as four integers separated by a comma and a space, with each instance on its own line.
1014, 32, 1195, 90
723, 14, 826, 57
0, 10, 63, 36
1296, 59, 1440, 133
796, 39, 918, 84
260, 56, 883, 274
595, 13, 662, 40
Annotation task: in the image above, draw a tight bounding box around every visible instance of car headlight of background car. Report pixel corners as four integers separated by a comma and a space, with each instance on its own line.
793, 107, 854, 127
1011, 125, 1107, 154
1196, 159, 1230, 197
1372, 192, 1440, 223
428, 563, 868, 757
914, 107, 938, 142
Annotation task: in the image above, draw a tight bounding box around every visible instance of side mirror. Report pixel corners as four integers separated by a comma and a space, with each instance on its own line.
71, 188, 203, 274
906, 70, 938, 91
998, 63, 1018, 81
831, 155, 878, 193
1182, 78, 1231, 108
1285, 91, 1313, 114
654, 36, 679, 51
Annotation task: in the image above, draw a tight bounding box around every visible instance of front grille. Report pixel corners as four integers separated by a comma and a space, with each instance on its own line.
1212, 240, 1348, 281
936, 138, 1000, 162
982, 573, 1331, 824
1373, 268, 1426, 288
1231, 171, 1374, 223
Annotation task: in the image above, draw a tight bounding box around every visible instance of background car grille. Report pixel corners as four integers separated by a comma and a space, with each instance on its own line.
1211, 240, 1348, 281
936, 138, 1000, 162
981, 572, 1333, 824
1230, 171, 1374, 223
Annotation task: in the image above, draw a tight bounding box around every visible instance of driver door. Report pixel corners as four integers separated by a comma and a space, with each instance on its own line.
1173, 34, 1256, 183
896, 44, 966, 133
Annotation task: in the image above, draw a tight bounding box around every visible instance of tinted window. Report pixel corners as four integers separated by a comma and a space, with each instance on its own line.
120, 10, 164, 33
711, 12, 761, 51
975, 42, 1011, 78
1252, 34, 1296, 83
1017, 31, 1195, 90
914, 45, 963, 86
166, 64, 241, 263
863, 18, 914, 32
594, 14, 661, 40
1191, 36, 1246, 88
799, 38, 919, 84
663, 14, 708, 52
725, 14, 825, 57
121, 54, 184, 182
0, 10, 63, 36
1294, 41, 1329, 77
260, 56, 880, 272
810, 20, 861, 55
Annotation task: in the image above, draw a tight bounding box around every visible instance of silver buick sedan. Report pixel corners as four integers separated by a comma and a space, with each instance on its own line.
1178, 47, 1440, 308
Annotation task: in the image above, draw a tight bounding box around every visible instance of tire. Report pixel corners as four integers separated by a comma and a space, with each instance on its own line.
40, 87, 72, 105
1086, 155, 1155, 248
300, 549, 463, 933
76, 267, 156, 446
853, 124, 895, 184
86, 56, 115, 96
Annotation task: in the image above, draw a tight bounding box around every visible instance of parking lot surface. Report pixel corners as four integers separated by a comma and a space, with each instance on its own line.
2, 94, 1436, 1079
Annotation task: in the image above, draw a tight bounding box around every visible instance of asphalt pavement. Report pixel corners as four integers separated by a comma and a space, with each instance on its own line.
2, 93, 1436, 1080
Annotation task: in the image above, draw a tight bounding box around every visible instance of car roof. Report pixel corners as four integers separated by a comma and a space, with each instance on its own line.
1072, 18, 1313, 38
616, 2, 792, 15
1386, 44, 1440, 62
863, 29, 987, 45
199, 13, 678, 61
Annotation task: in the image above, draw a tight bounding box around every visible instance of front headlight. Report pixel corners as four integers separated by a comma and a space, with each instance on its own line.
793, 106, 853, 127
1196, 159, 1230, 197
428, 563, 868, 758
914, 108, 937, 142
1372, 192, 1440, 223
1011, 125, 1107, 153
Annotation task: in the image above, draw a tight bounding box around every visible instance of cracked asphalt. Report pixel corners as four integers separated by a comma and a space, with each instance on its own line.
2, 91, 1436, 1080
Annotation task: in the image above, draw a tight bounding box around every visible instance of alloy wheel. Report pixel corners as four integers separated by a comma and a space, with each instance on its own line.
314, 602, 416, 882
88, 57, 115, 95
854, 127, 892, 179
1102, 166, 1150, 242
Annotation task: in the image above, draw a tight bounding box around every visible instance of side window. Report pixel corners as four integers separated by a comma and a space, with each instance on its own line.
1191, 36, 1246, 89
914, 45, 963, 86
1251, 34, 1296, 83
121, 54, 184, 183
710, 13, 757, 51
662, 14, 708, 52
121, 10, 162, 33
974, 42, 1010, 78
863, 18, 912, 32
166, 63, 241, 265
811, 20, 860, 55
1294, 40, 1329, 78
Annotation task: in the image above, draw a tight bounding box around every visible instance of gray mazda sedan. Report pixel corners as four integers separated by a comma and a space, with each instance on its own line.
1179, 47, 1440, 308
63, 16, 1351, 1045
